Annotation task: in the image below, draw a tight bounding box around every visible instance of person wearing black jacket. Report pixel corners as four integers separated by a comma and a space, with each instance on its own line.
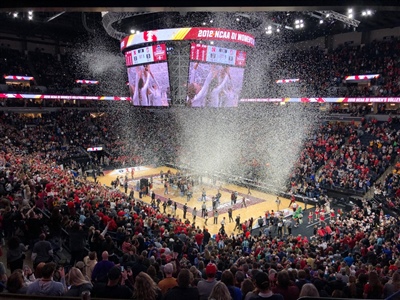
164, 269, 199, 300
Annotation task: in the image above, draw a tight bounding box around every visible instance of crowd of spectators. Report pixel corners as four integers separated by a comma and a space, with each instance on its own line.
287, 115, 400, 199
264, 37, 400, 98
0, 109, 400, 300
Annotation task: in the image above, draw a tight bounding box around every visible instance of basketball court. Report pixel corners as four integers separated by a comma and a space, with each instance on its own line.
96, 165, 311, 236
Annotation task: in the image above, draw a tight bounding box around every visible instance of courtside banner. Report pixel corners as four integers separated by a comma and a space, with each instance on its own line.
240, 97, 400, 103
4, 75, 34, 81
121, 27, 255, 51
75, 80, 99, 84
0, 93, 131, 101
345, 74, 380, 81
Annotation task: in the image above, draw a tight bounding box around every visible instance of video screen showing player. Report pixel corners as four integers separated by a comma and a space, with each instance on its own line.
187, 62, 244, 108
127, 62, 170, 107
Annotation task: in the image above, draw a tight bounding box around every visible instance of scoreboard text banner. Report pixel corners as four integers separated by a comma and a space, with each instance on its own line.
121, 27, 255, 51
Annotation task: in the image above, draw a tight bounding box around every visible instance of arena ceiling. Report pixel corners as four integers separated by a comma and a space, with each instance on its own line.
0, 1, 399, 44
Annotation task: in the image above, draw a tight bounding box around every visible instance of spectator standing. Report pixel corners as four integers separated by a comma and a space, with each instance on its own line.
158, 263, 178, 296
26, 262, 65, 296
91, 266, 132, 299
164, 269, 199, 300
198, 263, 218, 300
91, 251, 115, 283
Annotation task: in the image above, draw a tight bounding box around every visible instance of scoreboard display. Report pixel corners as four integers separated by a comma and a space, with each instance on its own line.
125, 44, 167, 67
190, 43, 247, 67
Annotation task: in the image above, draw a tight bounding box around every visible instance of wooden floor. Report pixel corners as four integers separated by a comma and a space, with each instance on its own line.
97, 165, 310, 236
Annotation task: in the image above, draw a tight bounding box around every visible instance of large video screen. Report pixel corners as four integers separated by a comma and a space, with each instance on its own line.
187, 62, 245, 108
125, 44, 170, 107
127, 62, 170, 107
187, 43, 246, 107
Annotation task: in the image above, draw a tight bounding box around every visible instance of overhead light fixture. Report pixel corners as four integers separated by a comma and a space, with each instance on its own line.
13, 12, 18, 18
294, 19, 304, 29
28, 15, 33, 20
210, 41, 214, 45
130, 29, 135, 34
28, 10, 33, 15
348, 8, 353, 13
319, 19, 324, 24
202, 22, 206, 25
276, 28, 280, 32
326, 13, 330, 18
348, 13, 353, 19
236, 17, 240, 21
210, 19, 213, 23
362, 9, 372, 16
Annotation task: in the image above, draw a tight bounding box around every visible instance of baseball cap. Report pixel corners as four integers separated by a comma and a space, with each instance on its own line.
108, 266, 122, 280
206, 263, 217, 275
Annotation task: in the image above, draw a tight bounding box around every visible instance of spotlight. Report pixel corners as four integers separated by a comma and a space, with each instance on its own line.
28, 10, 33, 15
276, 28, 280, 32
28, 15, 33, 20
319, 19, 324, 24
202, 22, 206, 25
210, 19, 213, 23
300, 23, 304, 28
326, 13, 330, 18
362, 11, 367, 16
295, 20, 300, 24
130, 29, 135, 34
348, 8, 353, 13
236, 17, 240, 21
13, 12, 18, 18
348, 13, 353, 19
267, 25, 272, 30
295, 24, 299, 29
367, 10, 372, 15
266, 30, 272, 35
210, 41, 214, 45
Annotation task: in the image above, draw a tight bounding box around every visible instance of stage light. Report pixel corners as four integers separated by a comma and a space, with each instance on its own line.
367, 10, 372, 15
348, 13, 353, 19
202, 22, 206, 25
295, 20, 300, 24
276, 28, 280, 32
300, 23, 304, 28
319, 19, 324, 24
13, 12, 18, 18
130, 29, 135, 34
267, 25, 272, 30
362, 11, 366, 16
348, 8, 353, 14
210, 19, 213, 23
266, 30, 272, 35
326, 13, 330, 18
28, 15, 33, 20
236, 17, 240, 21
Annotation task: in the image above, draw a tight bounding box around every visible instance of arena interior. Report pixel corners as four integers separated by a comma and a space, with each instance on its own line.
0, 2, 400, 300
